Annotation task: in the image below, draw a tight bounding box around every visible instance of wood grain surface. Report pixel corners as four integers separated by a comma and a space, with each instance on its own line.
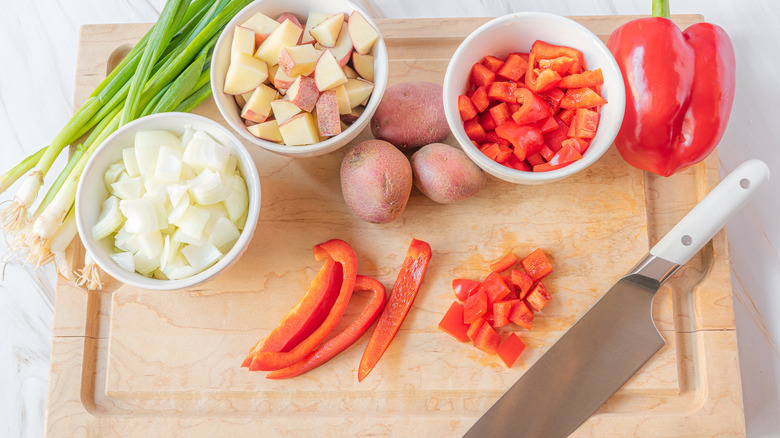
44, 17, 745, 437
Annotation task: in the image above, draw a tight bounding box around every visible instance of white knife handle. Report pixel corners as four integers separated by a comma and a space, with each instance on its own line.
650, 159, 770, 266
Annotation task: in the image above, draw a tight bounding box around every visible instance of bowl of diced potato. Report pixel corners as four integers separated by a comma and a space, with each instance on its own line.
210, 0, 388, 157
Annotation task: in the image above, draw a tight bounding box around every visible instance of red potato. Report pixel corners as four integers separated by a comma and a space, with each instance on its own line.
411, 143, 486, 204
316, 90, 341, 136
340, 140, 412, 224
286, 76, 320, 112
371, 81, 450, 151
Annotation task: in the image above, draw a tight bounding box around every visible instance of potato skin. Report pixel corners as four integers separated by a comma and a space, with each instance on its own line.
411, 143, 486, 204
340, 140, 413, 223
370, 81, 449, 151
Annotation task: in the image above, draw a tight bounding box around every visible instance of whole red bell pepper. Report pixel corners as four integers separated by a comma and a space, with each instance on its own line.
607, 0, 735, 177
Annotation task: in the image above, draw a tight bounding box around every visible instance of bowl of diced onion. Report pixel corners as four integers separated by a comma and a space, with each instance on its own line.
75, 112, 261, 290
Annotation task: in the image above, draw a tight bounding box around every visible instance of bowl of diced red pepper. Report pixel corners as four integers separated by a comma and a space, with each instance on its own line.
443, 12, 625, 184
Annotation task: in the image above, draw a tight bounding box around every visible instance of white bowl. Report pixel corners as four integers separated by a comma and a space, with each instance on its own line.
75, 113, 261, 291
443, 12, 626, 184
211, 0, 389, 158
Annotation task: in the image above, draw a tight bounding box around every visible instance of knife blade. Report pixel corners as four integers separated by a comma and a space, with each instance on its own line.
464, 159, 770, 438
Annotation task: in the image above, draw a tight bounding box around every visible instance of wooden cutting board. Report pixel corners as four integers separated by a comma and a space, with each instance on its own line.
45, 16, 746, 437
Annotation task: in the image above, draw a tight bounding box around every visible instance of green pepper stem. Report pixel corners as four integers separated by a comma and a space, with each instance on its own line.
652, 0, 670, 18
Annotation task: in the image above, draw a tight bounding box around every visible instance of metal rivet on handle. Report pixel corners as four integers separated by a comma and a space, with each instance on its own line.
681, 235, 693, 246
740, 178, 751, 189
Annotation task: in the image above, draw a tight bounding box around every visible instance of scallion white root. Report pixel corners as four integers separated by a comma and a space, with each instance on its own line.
75, 252, 103, 291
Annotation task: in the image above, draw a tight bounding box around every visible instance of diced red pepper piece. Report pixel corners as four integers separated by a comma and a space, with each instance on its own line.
467, 317, 486, 342
548, 143, 583, 166
470, 62, 496, 88
497, 53, 528, 81
493, 299, 520, 328
452, 278, 481, 302
464, 118, 487, 143
510, 269, 534, 299
543, 117, 570, 153
505, 154, 531, 171
509, 300, 534, 330
463, 289, 488, 324
496, 333, 526, 367
471, 86, 490, 112
358, 239, 432, 382
458, 95, 478, 121
567, 119, 577, 138
479, 111, 497, 132
246, 239, 358, 372
500, 274, 518, 300
507, 102, 521, 113
512, 87, 552, 125
526, 282, 552, 312
480, 142, 501, 161
486, 130, 510, 148
487, 81, 519, 103
525, 153, 545, 167
539, 144, 555, 162
521, 248, 553, 281
473, 322, 501, 354
560, 87, 607, 109
566, 137, 590, 155
533, 162, 568, 172
573, 108, 600, 138
490, 251, 518, 273
558, 68, 604, 88
480, 271, 512, 306
536, 116, 559, 134
265, 275, 387, 379
558, 108, 576, 125
438, 301, 471, 342
489, 102, 512, 126
495, 120, 544, 161
530, 40, 585, 74
495, 144, 513, 163
538, 56, 576, 76
526, 54, 562, 93
539, 87, 565, 112
482, 55, 505, 73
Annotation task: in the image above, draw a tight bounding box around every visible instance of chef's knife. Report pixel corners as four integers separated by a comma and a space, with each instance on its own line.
464, 159, 770, 438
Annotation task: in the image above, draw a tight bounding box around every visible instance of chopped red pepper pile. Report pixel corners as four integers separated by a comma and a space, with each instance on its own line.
438, 248, 554, 368
458, 41, 607, 172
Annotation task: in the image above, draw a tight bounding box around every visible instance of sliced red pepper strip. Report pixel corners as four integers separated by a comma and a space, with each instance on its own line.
557, 68, 604, 88
530, 40, 585, 74
241, 255, 342, 367
490, 251, 518, 273
358, 239, 432, 382
265, 275, 387, 379
559, 87, 607, 109
247, 239, 358, 372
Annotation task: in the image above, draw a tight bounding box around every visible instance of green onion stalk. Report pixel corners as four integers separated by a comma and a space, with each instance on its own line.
1, 0, 250, 288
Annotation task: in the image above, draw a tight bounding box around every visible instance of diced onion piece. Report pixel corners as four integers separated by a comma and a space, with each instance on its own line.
167, 192, 191, 223
181, 124, 195, 149
209, 217, 240, 252
143, 195, 169, 230
188, 169, 226, 205
181, 163, 197, 180
155, 145, 184, 181
152, 269, 168, 280
104, 161, 126, 190
223, 174, 248, 223
134, 130, 179, 177
172, 228, 205, 246
170, 204, 208, 239
183, 130, 230, 174
235, 211, 248, 231
225, 155, 238, 176
92, 196, 125, 241
110, 251, 135, 273
199, 203, 228, 235
119, 198, 160, 233
167, 183, 190, 207
181, 243, 223, 273
111, 176, 143, 200
133, 251, 160, 276
159, 234, 181, 272
167, 264, 197, 280
114, 225, 140, 253
123, 147, 140, 177
143, 176, 168, 199
136, 231, 163, 259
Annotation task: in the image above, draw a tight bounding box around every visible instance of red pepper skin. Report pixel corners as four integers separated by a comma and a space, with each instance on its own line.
358, 239, 432, 382
265, 275, 387, 380
607, 18, 735, 177
247, 239, 358, 372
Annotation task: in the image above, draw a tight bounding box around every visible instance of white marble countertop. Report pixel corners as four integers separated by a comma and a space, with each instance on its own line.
2, 1, 779, 437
